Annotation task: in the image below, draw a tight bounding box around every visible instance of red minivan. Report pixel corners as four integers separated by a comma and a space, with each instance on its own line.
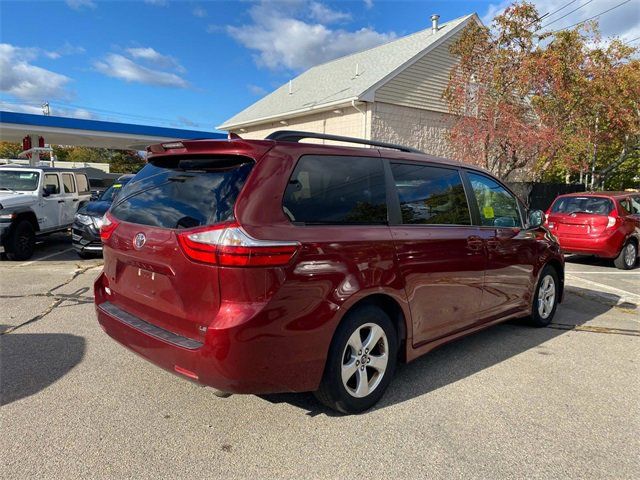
546, 192, 640, 269
95, 131, 564, 413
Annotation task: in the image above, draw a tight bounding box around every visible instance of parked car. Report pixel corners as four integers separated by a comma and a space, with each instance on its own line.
72, 174, 134, 258
545, 192, 640, 269
0, 165, 91, 260
94, 131, 564, 414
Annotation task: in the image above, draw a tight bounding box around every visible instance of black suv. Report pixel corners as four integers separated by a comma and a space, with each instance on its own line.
72, 174, 133, 258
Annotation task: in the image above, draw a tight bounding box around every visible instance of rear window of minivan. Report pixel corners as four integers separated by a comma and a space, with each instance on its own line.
110, 159, 253, 229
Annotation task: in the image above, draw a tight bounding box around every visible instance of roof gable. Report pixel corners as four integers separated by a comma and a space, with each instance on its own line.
218, 14, 479, 129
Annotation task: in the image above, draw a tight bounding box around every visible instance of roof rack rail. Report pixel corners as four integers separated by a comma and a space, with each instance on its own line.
265, 130, 423, 154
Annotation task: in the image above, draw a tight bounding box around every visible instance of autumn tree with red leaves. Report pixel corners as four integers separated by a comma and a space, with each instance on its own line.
445, 1, 640, 187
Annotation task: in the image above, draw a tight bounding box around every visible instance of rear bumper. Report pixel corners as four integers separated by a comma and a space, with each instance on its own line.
94, 273, 326, 394
555, 232, 624, 258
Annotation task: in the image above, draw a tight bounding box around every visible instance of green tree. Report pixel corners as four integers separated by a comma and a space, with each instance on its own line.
0, 141, 22, 159
446, 1, 640, 187
109, 150, 145, 173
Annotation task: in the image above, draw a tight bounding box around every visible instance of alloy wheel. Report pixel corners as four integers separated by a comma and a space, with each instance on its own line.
624, 243, 636, 268
537, 274, 556, 320
341, 323, 388, 398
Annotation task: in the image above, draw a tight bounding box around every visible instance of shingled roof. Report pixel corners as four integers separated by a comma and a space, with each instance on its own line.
218, 14, 479, 130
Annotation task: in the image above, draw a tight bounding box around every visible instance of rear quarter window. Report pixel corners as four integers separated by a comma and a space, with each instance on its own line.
76, 174, 90, 194
110, 159, 253, 229
282, 155, 387, 225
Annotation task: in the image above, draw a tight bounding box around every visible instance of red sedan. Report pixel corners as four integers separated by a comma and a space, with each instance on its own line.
546, 192, 640, 269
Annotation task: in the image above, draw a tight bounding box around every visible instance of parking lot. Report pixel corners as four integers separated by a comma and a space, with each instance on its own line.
1, 235, 639, 479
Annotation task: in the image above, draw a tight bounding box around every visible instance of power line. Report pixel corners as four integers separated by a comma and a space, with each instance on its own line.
550, 0, 633, 33
544, 0, 582, 20
623, 35, 640, 44
539, 0, 596, 30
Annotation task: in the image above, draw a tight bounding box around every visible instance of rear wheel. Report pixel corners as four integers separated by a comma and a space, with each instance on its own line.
77, 250, 96, 259
314, 305, 397, 414
6, 220, 36, 261
529, 266, 560, 327
614, 241, 637, 270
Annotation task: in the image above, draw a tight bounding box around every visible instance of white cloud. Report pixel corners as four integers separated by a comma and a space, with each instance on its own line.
66, 0, 96, 10
0, 44, 72, 100
481, 0, 640, 42
228, 1, 395, 71
363, 0, 373, 9
144, 0, 168, 6
177, 116, 199, 127
206, 24, 224, 34
0, 100, 95, 119
125, 47, 185, 72
247, 84, 267, 96
94, 53, 189, 88
192, 6, 207, 18
309, 2, 351, 24
43, 43, 86, 60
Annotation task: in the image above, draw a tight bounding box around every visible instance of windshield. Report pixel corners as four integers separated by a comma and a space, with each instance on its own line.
551, 196, 614, 216
99, 182, 127, 202
0, 170, 40, 192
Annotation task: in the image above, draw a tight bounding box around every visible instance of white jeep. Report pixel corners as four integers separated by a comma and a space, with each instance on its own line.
0, 165, 91, 260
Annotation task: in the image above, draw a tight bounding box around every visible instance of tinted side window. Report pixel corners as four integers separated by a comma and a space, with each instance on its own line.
390, 163, 470, 225
631, 197, 640, 214
468, 172, 521, 227
283, 156, 387, 224
44, 174, 60, 194
62, 173, 76, 194
76, 174, 90, 194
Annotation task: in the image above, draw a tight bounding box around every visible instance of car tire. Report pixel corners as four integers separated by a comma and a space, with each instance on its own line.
529, 266, 560, 327
314, 305, 397, 414
76, 250, 95, 259
6, 220, 36, 261
613, 241, 637, 270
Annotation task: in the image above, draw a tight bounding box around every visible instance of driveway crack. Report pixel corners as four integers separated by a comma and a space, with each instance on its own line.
1, 264, 101, 335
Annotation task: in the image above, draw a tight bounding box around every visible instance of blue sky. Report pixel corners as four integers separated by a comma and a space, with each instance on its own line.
1, 0, 638, 132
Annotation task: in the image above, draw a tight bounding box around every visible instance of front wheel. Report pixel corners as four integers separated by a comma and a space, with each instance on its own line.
314, 305, 397, 414
614, 241, 637, 270
529, 266, 560, 327
6, 220, 36, 261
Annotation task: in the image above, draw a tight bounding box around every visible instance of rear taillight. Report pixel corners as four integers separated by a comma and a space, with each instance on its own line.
100, 212, 119, 241
177, 223, 300, 267
606, 215, 620, 230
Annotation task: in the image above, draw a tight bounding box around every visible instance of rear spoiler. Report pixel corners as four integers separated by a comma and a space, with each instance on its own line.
146, 135, 274, 161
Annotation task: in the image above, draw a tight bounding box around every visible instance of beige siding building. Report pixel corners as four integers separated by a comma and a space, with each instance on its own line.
218, 14, 481, 157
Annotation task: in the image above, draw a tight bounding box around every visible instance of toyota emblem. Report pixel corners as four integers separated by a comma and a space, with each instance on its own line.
133, 233, 146, 249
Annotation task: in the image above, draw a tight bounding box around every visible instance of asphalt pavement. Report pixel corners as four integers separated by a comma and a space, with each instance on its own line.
1, 236, 639, 479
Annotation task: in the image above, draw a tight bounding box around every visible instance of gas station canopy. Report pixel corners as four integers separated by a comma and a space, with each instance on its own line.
0, 111, 225, 150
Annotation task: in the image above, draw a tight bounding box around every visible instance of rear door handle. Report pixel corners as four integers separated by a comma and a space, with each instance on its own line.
486, 238, 500, 250
467, 235, 484, 251
57, 200, 64, 203
73, 198, 79, 202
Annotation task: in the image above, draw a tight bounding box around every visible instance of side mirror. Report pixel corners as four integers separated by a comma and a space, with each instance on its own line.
528, 209, 545, 228
42, 187, 51, 197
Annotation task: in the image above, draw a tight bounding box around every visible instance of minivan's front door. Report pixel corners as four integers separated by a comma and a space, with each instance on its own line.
387, 162, 485, 346
465, 172, 534, 318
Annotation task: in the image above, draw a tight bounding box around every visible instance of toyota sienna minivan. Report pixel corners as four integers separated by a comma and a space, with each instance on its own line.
95, 131, 564, 414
